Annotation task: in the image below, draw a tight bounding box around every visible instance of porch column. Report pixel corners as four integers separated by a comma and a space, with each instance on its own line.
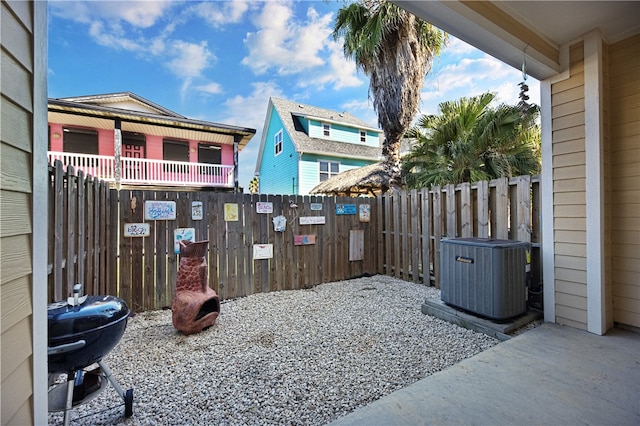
114, 119, 122, 189
233, 135, 241, 192
584, 30, 611, 335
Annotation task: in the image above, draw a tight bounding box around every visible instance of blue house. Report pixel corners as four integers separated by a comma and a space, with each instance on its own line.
255, 97, 382, 195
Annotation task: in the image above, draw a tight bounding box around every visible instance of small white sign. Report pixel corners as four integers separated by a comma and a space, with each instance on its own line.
300, 216, 326, 225
256, 202, 273, 214
310, 203, 323, 211
192, 201, 203, 220
253, 244, 273, 260
124, 223, 150, 237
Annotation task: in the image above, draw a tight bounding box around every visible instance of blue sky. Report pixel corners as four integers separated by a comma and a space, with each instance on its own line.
48, 0, 539, 191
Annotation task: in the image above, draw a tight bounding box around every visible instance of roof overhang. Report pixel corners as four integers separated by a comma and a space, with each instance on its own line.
48, 99, 256, 149
393, 1, 640, 80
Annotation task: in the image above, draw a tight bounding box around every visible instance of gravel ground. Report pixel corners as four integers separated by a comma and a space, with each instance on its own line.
48, 275, 501, 426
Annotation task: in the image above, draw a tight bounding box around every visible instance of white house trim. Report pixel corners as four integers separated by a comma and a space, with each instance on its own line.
584, 30, 608, 335
33, 2, 49, 422
540, 78, 556, 323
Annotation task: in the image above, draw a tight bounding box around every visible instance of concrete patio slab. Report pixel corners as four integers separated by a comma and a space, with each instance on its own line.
329, 323, 640, 426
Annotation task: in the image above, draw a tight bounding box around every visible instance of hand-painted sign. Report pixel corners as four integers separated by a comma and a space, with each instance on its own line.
253, 244, 273, 260
299, 216, 325, 225
124, 223, 150, 237
273, 215, 287, 232
256, 202, 273, 214
336, 204, 357, 215
310, 203, 323, 211
294, 234, 316, 246
359, 204, 371, 222
174, 228, 195, 254
145, 200, 176, 220
192, 201, 203, 220
224, 203, 239, 221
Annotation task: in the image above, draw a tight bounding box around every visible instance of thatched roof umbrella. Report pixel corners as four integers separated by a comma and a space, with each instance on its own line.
309, 162, 392, 197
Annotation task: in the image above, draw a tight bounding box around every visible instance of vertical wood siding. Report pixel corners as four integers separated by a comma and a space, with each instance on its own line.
551, 42, 588, 329
608, 33, 640, 328
1, 1, 35, 424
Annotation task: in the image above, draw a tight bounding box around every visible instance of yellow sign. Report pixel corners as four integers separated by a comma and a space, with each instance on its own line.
224, 203, 238, 221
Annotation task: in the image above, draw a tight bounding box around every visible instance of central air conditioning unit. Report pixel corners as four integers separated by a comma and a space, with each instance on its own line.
440, 238, 530, 320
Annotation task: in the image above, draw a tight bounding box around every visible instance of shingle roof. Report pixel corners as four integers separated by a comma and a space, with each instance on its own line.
270, 97, 382, 159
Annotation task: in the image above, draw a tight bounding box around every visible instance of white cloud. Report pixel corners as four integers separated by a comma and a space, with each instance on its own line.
167, 40, 215, 78
221, 81, 284, 130
87, 21, 145, 51
242, 3, 342, 75
49, 0, 174, 28
195, 82, 224, 95
192, 0, 251, 28
299, 39, 363, 90
445, 37, 477, 56
418, 52, 541, 117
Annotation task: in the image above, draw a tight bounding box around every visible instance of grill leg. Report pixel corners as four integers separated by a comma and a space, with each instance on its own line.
97, 361, 125, 401
63, 371, 76, 426
98, 361, 134, 418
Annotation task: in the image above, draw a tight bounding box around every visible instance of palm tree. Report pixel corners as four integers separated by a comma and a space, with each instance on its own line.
333, 0, 446, 187
403, 92, 541, 188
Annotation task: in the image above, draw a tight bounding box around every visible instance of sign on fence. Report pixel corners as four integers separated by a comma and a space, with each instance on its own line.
256, 202, 273, 213
145, 200, 176, 220
336, 204, 356, 215
294, 234, 316, 246
192, 201, 203, 220
174, 228, 195, 253
253, 244, 273, 259
124, 223, 150, 237
299, 216, 325, 225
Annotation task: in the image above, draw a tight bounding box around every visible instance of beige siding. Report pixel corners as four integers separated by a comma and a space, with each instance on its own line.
0, 1, 35, 424
608, 33, 640, 328
551, 43, 588, 330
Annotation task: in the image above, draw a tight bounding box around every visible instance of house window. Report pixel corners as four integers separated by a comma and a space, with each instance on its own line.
198, 143, 222, 175
163, 139, 189, 173
360, 130, 366, 143
63, 127, 99, 155
319, 161, 340, 182
274, 130, 283, 156
323, 123, 331, 137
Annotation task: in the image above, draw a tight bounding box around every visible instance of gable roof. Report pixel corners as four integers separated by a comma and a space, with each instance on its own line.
55, 92, 185, 117
48, 92, 256, 149
255, 97, 383, 173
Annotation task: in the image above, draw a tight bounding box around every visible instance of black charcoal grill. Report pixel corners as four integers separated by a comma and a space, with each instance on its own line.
48, 284, 133, 425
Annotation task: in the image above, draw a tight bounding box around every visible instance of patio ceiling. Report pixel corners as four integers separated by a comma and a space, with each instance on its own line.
393, 1, 640, 80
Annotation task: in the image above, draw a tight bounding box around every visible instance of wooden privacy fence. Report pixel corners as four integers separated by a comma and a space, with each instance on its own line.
114, 190, 379, 312
48, 160, 380, 312
48, 160, 542, 313
379, 175, 542, 300
47, 161, 114, 302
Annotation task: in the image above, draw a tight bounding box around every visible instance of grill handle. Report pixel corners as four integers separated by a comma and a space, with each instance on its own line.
48, 340, 86, 355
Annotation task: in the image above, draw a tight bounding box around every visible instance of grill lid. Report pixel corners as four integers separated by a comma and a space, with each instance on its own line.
48, 295, 129, 343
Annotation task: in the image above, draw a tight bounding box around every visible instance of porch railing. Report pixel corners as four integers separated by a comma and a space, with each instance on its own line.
48, 151, 234, 187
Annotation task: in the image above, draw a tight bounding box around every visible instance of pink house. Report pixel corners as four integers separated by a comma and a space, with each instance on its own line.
48, 92, 256, 190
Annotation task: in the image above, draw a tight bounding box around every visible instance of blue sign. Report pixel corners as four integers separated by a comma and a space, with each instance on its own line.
336, 204, 357, 215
